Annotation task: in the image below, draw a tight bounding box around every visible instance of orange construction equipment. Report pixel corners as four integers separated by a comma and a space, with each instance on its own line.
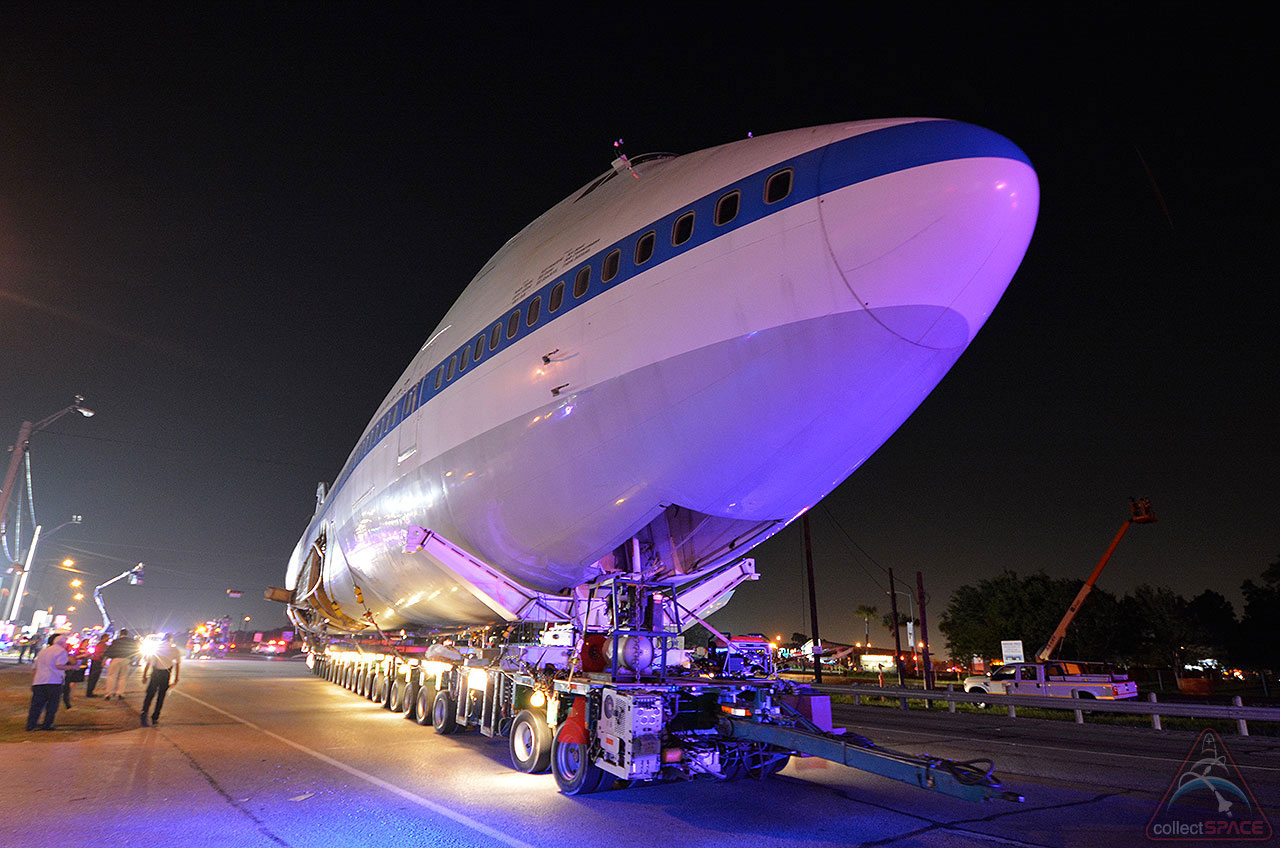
1035, 498, 1156, 662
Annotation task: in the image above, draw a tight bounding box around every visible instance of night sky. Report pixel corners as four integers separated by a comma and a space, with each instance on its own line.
1, 8, 1273, 647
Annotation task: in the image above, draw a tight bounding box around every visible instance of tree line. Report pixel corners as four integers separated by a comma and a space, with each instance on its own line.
936, 556, 1278, 671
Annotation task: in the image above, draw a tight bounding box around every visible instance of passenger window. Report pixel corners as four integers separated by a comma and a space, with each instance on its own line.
549, 281, 565, 312
672, 211, 694, 246
473, 336, 484, 362
715, 190, 740, 225
434, 366, 444, 390
527, 296, 541, 326
573, 266, 590, 298
764, 168, 793, 204
446, 356, 457, 381
507, 310, 521, 339
602, 248, 621, 283
489, 323, 502, 351
459, 345, 469, 372
634, 231, 655, 265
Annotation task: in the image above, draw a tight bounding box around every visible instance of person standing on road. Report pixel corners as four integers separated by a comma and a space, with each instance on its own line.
85, 632, 110, 697
140, 633, 181, 726
27, 634, 75, 731
102, 629, 139, 700
16, 632, 37, 663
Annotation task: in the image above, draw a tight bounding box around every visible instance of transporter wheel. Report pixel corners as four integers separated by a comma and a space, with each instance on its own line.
509, 710, 552, 774
432, 690, 458, 735
415, 686, 436, 726
354, 667, 365, 696
552, 727, 608, 795
387, 679, 404, 711
370, 672, 385, 702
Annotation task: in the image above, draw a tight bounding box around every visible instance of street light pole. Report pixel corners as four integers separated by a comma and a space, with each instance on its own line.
2, 516, 82, 625
4, 524, 41, 623
1, 397, 94, 625
0, 396, 94, 533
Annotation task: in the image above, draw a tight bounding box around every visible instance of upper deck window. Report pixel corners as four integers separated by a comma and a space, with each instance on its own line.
549, 280, 565, 313
764, 168, 793, 204
489, 322, 502, 351
634, 231, 655, 265
672, 211, 694, 246
527, 296, 541, 327
473, 335, 484, 363
573, 266, 590, 298
459, 345, 470, 372
434, 365, 444, 390
715, 190, 740, 226
602, 248, 621, 283
446, 356, 457, 382
507, 309, 521, 339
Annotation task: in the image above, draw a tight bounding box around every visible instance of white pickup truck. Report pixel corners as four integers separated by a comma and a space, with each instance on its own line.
964, 661, 1138, 701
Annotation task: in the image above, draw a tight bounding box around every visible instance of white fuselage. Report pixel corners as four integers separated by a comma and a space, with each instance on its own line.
285, 118, 1039, 631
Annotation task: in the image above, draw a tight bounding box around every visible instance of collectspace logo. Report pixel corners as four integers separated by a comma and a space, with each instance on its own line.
1147, 729, 1271, 841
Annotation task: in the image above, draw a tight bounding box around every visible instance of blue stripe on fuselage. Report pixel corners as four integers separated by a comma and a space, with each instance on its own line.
318, 120, 1029, 510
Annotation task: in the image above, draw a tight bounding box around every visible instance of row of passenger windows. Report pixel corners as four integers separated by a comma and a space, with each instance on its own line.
430, 167, 795, 392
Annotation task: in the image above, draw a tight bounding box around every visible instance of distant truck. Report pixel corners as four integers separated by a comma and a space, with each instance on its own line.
964, 661, 1138, 701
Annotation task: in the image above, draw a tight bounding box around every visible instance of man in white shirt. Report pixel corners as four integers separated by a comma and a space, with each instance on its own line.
27, 634, 75, 731
141, 633, 182, 727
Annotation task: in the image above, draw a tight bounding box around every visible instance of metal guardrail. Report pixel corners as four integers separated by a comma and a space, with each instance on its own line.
809, 683, 1280, 736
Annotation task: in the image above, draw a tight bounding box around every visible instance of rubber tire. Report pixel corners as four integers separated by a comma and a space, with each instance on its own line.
968, 687, 988, 709
370, 672, 384, 702
386, 679, 402, 710
415, 686, 436, 726
552, 728, 607, 795
509, 709, 553, 774
432, 690, 458, 735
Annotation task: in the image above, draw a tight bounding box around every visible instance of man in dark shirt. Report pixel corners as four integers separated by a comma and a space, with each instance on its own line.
84, 633, 110, 697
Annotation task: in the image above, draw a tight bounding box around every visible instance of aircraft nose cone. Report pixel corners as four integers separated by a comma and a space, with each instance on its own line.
818, 121, 1039, 347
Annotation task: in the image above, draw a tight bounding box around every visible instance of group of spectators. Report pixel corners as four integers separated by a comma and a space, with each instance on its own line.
23, 629, 182, 731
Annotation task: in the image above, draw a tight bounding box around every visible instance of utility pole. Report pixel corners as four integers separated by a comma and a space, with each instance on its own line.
888, 568, 905, 687
917, 571, 933, 690
803, 514, 822, 684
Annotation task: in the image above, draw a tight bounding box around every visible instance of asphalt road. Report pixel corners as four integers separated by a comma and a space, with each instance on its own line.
3, 658, 1276, 847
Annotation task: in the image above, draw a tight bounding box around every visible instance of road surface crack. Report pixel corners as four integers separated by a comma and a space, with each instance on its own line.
159, 729, 295, 847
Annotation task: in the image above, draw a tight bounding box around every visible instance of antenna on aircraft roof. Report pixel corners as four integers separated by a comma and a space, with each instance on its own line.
611, 139, 639, 179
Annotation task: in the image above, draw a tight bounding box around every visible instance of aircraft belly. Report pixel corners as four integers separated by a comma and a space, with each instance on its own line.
432, 307, 961, 595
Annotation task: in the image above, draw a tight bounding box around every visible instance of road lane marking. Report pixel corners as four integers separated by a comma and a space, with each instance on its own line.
175, 690, 537, 848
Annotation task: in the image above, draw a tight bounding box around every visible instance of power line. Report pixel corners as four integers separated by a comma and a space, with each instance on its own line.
818, 502, 891, 593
